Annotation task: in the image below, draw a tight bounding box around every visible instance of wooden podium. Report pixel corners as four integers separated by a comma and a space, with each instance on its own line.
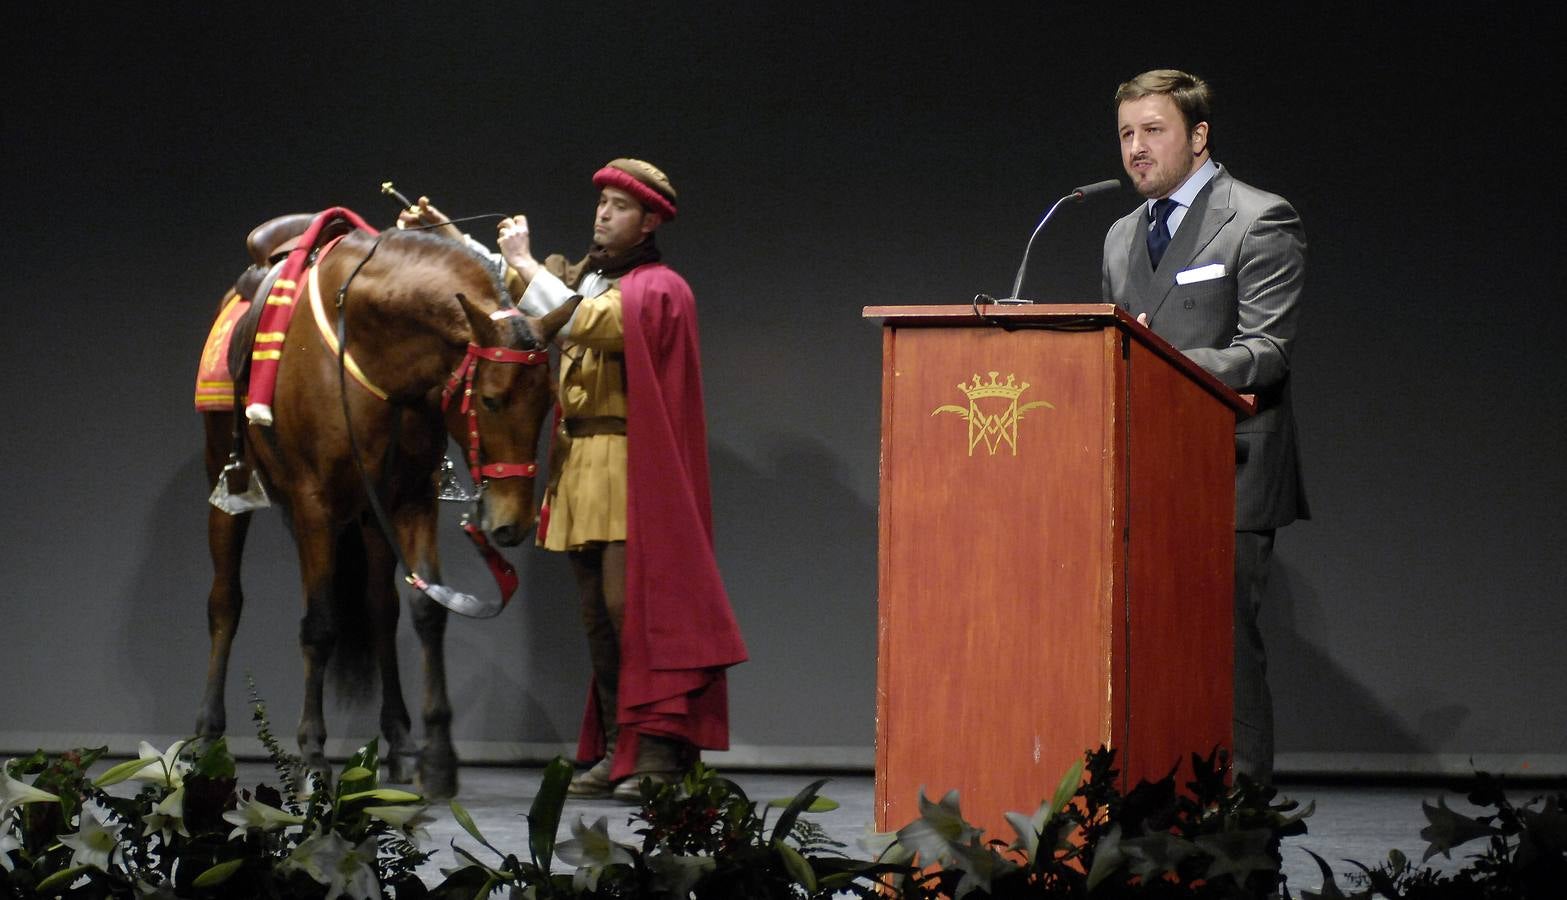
864, 303, 1253, 836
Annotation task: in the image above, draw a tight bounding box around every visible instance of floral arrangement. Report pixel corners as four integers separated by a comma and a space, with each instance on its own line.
6, 724, 1564, 899
1, 695, 432, 899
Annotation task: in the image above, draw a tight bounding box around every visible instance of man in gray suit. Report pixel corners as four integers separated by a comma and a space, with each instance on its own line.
1101, 69, 1307, 783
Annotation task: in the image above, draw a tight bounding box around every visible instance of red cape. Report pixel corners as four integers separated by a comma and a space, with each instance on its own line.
577, 263, 748, 777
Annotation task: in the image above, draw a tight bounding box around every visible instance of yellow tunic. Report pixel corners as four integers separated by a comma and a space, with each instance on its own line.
540, 286, 628, 551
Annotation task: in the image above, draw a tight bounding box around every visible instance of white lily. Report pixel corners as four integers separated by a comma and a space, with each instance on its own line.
1, 762, 61, 819
222, 795, 306, 839
129, 741, 189, 789
555, 815, 635, 892
284, 827, 379, 900
57, 805, 123, 871
142, 785, 189, 843
363, 803, 434, 845
1, 831, 22, 873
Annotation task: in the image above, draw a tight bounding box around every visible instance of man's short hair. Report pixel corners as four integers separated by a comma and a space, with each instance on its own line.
1114, 69, 1212, 135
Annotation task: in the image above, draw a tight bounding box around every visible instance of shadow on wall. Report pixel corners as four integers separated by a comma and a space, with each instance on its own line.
501, 539, 582, 744
118, 448, 285, 739
707, 433, 879, 748
121, 427, 882, 756
1265, 547, 1440, 759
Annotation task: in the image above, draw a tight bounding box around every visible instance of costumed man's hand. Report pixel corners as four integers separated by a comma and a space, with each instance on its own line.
397, 196, 462, 241
498, 215, 539, 282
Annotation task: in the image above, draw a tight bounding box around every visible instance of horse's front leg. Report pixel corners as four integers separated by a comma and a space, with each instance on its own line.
362, 515, 417, 786
404, 505, 458, 799
292, 503, 339, 788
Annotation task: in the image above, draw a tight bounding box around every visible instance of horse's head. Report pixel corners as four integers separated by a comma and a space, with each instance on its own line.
448, 292, 579, 546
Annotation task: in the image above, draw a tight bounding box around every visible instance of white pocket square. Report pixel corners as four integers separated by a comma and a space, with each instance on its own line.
1176, 263, 1226, 285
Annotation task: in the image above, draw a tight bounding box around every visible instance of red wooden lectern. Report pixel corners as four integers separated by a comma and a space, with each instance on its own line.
865, 303, 1253, 837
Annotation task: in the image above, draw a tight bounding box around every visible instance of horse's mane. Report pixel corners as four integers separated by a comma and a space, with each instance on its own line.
335, 229, 538, 349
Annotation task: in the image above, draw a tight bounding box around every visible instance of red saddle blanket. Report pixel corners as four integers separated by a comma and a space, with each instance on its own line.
194, 291, 250, 412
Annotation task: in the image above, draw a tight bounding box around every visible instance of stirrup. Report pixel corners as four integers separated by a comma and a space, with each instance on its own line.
209, 457, 271, 514
436, 455, 476, 503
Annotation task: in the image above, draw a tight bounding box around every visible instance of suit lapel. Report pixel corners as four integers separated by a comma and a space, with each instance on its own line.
1145, 171, 1236, 321
1122, 210, 1157, 316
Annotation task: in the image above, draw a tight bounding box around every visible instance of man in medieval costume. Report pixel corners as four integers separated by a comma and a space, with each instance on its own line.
403, 159, 747, 800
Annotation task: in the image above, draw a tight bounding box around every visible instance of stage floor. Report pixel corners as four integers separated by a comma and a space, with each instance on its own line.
226, 762, 1518, 892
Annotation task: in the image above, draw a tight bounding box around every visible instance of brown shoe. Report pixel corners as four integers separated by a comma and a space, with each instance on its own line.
611, 769, 678, 803
567, 753, 615, 798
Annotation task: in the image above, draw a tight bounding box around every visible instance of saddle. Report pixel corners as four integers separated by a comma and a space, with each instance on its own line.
227, 213, 357, 380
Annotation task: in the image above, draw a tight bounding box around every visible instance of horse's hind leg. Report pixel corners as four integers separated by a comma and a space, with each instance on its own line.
197, 503, 251, 738
197, 411, 250, 739
362, 520, 418, 785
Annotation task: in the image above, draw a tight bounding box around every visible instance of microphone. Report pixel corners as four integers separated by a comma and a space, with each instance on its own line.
997, 179, 1122, 304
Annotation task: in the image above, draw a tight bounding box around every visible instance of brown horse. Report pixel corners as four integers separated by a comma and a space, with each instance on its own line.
195, 225, 575, 798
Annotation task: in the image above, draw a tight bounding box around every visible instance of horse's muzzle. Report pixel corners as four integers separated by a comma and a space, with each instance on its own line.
487, 521, 536, 548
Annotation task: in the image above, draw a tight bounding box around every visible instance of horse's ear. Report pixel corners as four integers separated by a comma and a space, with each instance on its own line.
538, 295, 583, 344
452, 292, 495, 341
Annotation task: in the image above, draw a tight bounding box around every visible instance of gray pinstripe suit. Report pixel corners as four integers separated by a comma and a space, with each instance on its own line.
1102, 163, 1308, 780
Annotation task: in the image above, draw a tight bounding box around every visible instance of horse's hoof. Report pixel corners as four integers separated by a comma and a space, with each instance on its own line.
386, 752, 419, 786
301, 754, 332, 796
416, 750, 459, 800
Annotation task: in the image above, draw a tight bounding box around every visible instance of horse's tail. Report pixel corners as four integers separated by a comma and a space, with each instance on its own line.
326, 528, 377, 709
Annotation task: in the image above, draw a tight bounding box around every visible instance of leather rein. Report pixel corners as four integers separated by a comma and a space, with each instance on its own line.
327, 233, 546, 618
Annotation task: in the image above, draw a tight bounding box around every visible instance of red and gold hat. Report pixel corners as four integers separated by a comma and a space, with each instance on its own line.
592, 158, 678, 221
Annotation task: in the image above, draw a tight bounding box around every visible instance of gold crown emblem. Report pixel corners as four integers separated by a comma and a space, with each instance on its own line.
960, 371, 1029, 401
932, 370, 1056, 457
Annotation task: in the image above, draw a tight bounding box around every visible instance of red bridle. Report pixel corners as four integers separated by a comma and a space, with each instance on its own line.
441, 341, 549, 486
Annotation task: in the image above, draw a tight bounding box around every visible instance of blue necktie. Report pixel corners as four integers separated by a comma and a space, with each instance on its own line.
1147, 198, 1177, 269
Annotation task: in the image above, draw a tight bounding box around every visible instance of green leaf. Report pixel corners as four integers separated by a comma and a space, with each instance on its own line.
450, 799, 501, 856
767, 795, 839, 813
770, 778, 830, 845
92, 756, 160, 787
527, 757, 574, 872
339, 788, 423, 804
451, 843, 499, 874
194, 736, 237, 779
193, 858, 246, 887
777, 842, 817, 893
35, 864, 94, 895
338, 739, 380, 793
1297, 848, 1350, 900
1049, 758, 1085, 816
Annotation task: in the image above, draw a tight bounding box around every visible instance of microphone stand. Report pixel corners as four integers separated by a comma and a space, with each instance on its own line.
993, 179, 1122, 304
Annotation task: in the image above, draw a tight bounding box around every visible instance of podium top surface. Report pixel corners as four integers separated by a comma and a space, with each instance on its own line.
863, 303, 1255, 417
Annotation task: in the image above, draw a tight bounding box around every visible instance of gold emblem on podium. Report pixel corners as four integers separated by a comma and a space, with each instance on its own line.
932, 371, 1054, 456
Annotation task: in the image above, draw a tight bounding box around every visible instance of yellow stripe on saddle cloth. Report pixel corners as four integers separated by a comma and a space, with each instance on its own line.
193, 255, 389, 413
194, 291, 249, 412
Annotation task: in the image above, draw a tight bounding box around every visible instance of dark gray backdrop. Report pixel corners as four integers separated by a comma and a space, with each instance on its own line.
3, 4, 1561, 777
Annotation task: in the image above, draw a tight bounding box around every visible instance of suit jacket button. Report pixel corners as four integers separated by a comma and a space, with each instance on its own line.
1183, 298, 1196, 309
